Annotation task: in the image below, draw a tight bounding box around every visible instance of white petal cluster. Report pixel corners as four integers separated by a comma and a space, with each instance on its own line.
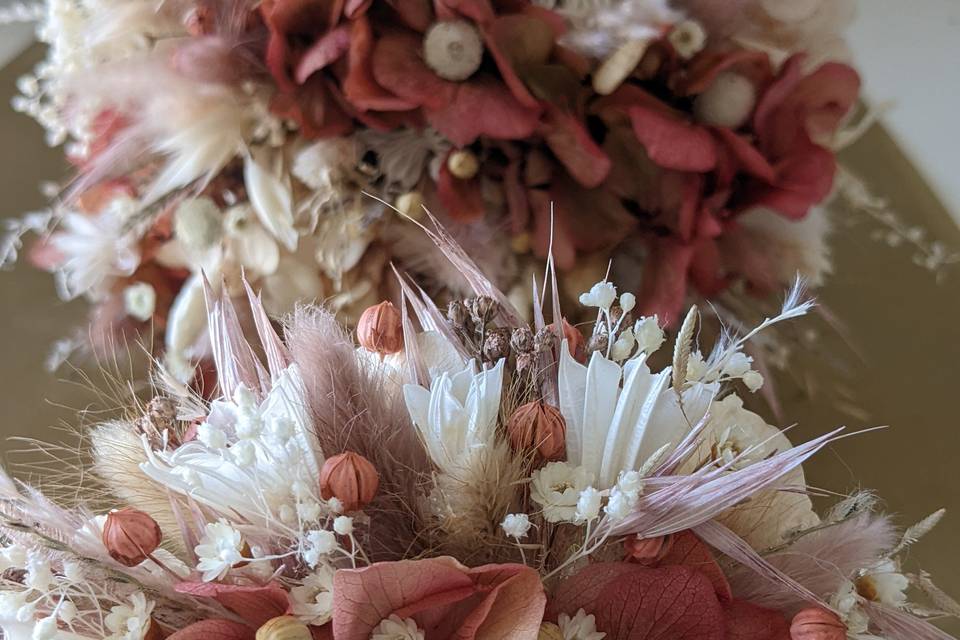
303, 530, 339, 568
578, 282, 617, 310
501, 513, 533, 539
195, 520, 245, 582
371, 615, 426, 640
558, 608, 606, 640
290, 566, 336, 625
104, 593, 154, 640
530, 462, 594, 523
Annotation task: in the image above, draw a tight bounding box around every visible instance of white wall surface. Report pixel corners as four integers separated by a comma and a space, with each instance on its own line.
848, 0, 960, 222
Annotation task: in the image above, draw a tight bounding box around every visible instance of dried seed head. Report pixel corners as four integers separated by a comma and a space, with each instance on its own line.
483, 328, 512, 363
319, 452, 380, 512
789, 608, 847, 640
507, 401, 567, 462
357, 301, 404, 355
102, 508, 162, 567
510, 327, 535, 354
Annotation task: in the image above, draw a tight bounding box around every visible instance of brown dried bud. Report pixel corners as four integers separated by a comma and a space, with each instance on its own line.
537, 622, 564, 640
507, 401, 566, 462
550, 318, 585, 361
469, 296, 498, 322
256, 615, 313, 640
790, 608, 846, 640
483, 328, 511, 363
102, 508, 162, 567
624, 534, 673, 565
357, 301, 404, 355
447, 300, 469, 327
533, 327, 558, 354
586, 332, 608, 356
510, 327, 535, 354
320, 452, 380, 512
143, 619, 167, 640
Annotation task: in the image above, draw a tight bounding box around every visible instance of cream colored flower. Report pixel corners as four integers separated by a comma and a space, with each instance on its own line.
531, 462, 594, 523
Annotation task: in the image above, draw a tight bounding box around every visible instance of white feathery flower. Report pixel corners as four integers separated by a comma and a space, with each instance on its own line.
195, 520, 245, 582
0, 544, 26, 572
530, 462, 594, 523
555, 0, 682, 58
558, 608, 606, 640
616, 470, 643, 496
122, 282, 156, 322
403, 360, 505, 473
501, 513, 532, 539
633, 316, 665, 355
575, 487, 603, 522
297, 501, 322, 523
371, 615, 425, 640
104, 592, 154, 640
333, 516, 354, 536
50, 196, 141, 300
57, 601, 77, 624
578, 281, 617, 310
290, 566, 336, 625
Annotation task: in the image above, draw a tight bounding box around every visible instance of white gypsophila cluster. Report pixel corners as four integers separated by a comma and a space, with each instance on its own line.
501, 513, 533, 539
579, 280, 666, 363
0, 542, 156, 640
558, 608, 607, 640
371, 615, 426, 640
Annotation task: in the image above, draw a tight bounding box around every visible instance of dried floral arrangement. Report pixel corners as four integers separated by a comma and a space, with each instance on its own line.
0, 0, 875, 382
0, 223, 956, 640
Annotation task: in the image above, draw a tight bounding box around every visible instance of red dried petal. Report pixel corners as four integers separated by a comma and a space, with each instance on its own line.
167, 620, 254, 640
541, 107, 611, 188
550, 563, 725, 640
437, 155, 486, 223
427, 75, 541, 146
295, 24, 352, 84
434, 0, 496, 23
271, 77, 354, 139
371, 32, 456, 111
637, 240, 695, 327
744, 143, 836, 219
656, 530, 733, 603
344, 18, 419, 112
680, 48, 773, 96
711, 127, 776, 183
174, 582, 290, 628
483, 14, 556, 108
629, 105, 718, 172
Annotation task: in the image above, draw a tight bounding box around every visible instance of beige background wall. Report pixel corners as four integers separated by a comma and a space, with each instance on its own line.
1, 43, 959, 633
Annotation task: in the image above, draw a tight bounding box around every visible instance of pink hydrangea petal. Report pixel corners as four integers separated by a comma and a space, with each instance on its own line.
629, 105, 718, 172
295, 24, 352, 84
541, 107, 611, 188
434, 0, 496, 23
746, 143, 836, 219
483, 13, 558, 108
637, 240, 695, 327
167, 619, 254, 640
656, 530, 733, 604
344, 18, 419, 112
332, 558, 544, 640
174, 582, 290, 628
680, 49, 773, 96
371, 32, 457, 111
711, 128, 776, 183
437, 157, 486, 223
427, 75, 541, 146
385, 0, 434, 31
